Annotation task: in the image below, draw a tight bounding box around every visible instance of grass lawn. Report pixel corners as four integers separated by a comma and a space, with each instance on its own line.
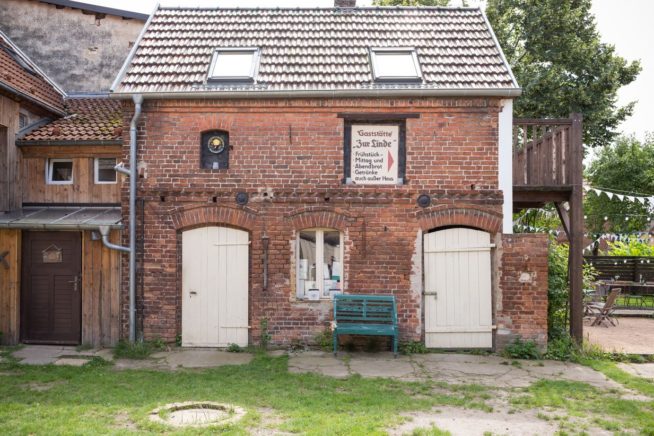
0, 351, 491, 435
1, 348, 654, 435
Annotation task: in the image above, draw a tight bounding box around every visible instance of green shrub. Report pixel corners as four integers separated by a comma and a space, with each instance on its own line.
313, 329, 332, 352
502, 338, 541, 360
227, 343, 243, 353
113, 340, 154, 359
399, 341, 428, 355
150, 337, 167, 351
545, 335, 577, 361
259, 318, 272, 350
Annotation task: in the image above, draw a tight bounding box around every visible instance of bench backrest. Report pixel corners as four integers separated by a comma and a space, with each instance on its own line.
333, 294, 397, 324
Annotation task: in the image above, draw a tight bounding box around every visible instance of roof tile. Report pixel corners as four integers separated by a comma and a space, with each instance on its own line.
20, 97, 122, 142
113, 7, 517, 94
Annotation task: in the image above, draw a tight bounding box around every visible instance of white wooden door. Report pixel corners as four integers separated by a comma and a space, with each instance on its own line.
424, 228, 493, 348
182, 226, 249, 347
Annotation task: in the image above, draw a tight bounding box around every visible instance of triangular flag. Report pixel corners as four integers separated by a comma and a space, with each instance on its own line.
616, 194, 624, 201
606, 192, 614, 200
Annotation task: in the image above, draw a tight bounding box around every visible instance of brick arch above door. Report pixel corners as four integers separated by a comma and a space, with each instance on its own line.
416, 205, 502, 234
172, 205, 258, 232
285, 206, 356, 231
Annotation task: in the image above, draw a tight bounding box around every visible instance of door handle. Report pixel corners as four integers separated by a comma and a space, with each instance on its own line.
69, 275, 80, 293
190, 291, 198, 295
424, 291, 437, 297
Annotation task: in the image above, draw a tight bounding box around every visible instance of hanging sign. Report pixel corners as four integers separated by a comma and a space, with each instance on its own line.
350, 124, 399, 185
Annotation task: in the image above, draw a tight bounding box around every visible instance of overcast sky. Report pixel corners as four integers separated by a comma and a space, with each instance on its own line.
85, 0, 651, 140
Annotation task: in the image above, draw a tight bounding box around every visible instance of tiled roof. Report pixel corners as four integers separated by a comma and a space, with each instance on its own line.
19, 97, 123, 143
112, 7, 519, 96
0, 30, 65, 114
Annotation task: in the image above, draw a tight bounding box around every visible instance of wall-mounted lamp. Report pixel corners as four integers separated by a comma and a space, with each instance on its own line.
90, 230, 102, 241
262, 234, 270, 290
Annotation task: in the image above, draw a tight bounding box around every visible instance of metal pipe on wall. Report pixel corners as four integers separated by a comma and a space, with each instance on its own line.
128, 94, 143, 343
98, 94, 142, 343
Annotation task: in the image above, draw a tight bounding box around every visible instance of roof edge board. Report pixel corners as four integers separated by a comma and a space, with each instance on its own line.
16, 139, 123, 146
110, 88, 522, 100
480, 8, 519, 89
0, 82, 66, 117
110, 2, 160, 93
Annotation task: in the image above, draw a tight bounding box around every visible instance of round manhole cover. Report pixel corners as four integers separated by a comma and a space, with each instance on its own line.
149, 402, 246, 428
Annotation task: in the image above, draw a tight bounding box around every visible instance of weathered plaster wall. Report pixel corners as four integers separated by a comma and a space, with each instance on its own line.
0, 0, 144, 93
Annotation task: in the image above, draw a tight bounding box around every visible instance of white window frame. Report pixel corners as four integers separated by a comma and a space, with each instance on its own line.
296, 228, 344, 300
94, 157, 117, 184
46, 158, 74, 185
207, 47, 260, 82
369, 47, 423, 82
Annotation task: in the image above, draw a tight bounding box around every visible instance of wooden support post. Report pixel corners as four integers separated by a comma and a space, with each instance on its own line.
554, 202, 570, 238
568, 113, 584, 343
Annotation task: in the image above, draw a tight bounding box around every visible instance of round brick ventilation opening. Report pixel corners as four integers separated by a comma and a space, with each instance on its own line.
149, 402, 246, 428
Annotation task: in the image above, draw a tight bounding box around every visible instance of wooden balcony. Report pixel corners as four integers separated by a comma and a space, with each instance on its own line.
512, 114, 583, 210
512, 113, 585, 341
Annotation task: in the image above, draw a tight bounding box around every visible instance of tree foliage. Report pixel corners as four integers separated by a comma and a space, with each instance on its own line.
372, 0, 449, 5
585, 134, 654, 234
605, 239, 654, 257
486, 0, 640, 148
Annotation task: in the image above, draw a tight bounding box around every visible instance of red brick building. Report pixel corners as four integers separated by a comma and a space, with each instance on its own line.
110, 4, 548, 350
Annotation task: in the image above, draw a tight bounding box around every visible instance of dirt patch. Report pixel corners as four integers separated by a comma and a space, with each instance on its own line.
113, 411, 137, 430
25, 381, 66, 392
584, 317, 654, 354
248, 407, 293, 436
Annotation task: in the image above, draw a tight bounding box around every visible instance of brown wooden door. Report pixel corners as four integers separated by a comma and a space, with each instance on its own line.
21, 231, 82, 344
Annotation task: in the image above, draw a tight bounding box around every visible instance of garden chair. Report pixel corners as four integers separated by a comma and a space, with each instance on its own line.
586, 288, 621, 327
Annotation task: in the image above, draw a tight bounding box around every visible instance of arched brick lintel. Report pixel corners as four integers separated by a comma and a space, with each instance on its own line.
286, 206, 355, 232
417, 206, 502, 234
172, 205, 258, 232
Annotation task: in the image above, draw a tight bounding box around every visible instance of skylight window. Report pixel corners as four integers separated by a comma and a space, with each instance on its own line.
370, 48, 422, 82
208, 48, 259, 82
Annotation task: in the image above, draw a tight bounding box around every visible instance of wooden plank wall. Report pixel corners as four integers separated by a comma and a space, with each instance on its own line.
0, 229, 20, 345
0, 95, 21, 211
22, 157, 120, 204
81, 229, 122, 347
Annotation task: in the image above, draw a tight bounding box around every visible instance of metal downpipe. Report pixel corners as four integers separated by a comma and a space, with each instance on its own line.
129, 94, 143, 343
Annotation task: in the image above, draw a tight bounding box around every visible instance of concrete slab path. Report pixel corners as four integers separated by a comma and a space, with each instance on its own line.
288, 352, 624, 390
617, 362, 654, 380
12, 345, 93, 366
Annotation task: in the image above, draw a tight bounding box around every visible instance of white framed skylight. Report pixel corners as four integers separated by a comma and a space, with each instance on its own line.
208, 48, 259, 82
370, 48, 422, 82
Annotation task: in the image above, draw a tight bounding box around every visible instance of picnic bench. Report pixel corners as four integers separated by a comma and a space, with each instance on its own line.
332, 294, 399, 356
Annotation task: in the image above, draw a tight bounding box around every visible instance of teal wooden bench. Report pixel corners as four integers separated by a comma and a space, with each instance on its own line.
332, 294, 398, 356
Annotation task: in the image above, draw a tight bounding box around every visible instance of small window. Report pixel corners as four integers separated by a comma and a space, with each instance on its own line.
19, 113, 28, 129
94, 158, 117, 184
370, 48, 422, 82
208, 48, 259, 81
46, 159, 73, 184
297, 229, 344, 300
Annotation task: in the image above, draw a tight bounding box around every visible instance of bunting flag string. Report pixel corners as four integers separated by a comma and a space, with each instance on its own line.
584, 185, 654, 207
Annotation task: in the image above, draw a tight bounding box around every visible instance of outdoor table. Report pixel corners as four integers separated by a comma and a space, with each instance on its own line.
596, 281, 654, 297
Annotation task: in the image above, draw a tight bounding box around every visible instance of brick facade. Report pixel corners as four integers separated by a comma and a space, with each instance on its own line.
496, 233, 549, 350
120, 96, 548, 349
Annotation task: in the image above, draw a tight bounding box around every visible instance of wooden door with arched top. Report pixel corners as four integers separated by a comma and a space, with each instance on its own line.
424, 227, 493, 348
182, 226, 249, 347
